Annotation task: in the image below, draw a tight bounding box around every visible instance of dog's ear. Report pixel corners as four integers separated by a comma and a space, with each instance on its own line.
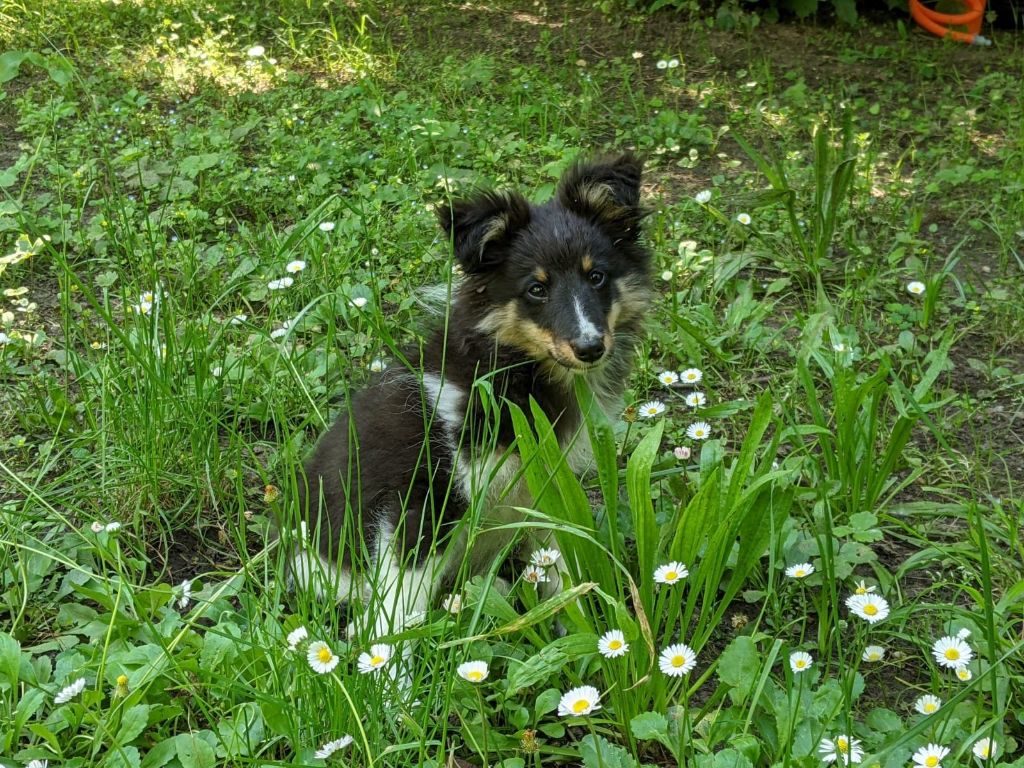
557, 154, 644, 237
439, 191, 531, 274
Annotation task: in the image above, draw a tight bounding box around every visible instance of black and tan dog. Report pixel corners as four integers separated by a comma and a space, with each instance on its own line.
290, 154, 652, 642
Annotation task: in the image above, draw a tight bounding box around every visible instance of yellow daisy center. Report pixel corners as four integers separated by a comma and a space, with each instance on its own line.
370, 655, 384, 666
863, 604, 878, 616
467, 670, 483, 681
318, 648, 333, 663
979, 747, 990, 758
957, 668, 970, 680
925, 757, 938, 767
116, 674, 128, 686
672, 655, 686, 667
665, 570, 677, 580
795, 660, 807, 668
925, 703, 937, 712
608, 640, 622, 650
572, 699, 590, 714
944, 648, 960, 660
794, 568, 806, 577
695, 429, 705, 437
836, 738, 849, 752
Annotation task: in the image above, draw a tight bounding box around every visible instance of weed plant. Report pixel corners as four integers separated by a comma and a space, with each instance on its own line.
1, 1, 1023, 767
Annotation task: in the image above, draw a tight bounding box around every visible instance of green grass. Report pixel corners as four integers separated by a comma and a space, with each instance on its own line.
2, 1, 1023, 766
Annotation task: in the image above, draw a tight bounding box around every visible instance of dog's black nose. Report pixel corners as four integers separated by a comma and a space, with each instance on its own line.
571, 338, 606, 363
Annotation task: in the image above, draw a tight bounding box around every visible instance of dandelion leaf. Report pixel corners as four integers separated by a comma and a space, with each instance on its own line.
695, 748, 753, 768
102, 745, 141, 768
174, 731, 216, 768
717, 636, 760, 702
580, 734, 638, 768
630, 711, 671, 749
114, 703, 151, 746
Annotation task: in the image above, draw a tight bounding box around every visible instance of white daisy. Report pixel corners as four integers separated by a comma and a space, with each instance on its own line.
369, 358, 387, 372
228, 313, 248, 325
356, 643, 393, 674
307, 640, 340, 674
685, 391, 706, 408
350, 296, 368, 309
442, 593, 463, 614
862, 645, 886, 662
557, 685, 601, 716
657, 370, 679, 386
694, 190, 712, 204
457, 660, 489, 683
785, 562, 814, 579
178, 579, 192, 609
686, 421, 711, 440
679, 367, 703, 384
285, 260, 306, 273
736, 213, 752, 225
286, 626, 308, 651
915, 694, 941, 715
819, 735, 864, 765
270, 320, 291, 340
668, 58, 680, 68
972, 738, 998, 760
932, 635, 972, 669
912, 743, 950, 768
956, 666, 973, 682
853, 580, 876, 595
522, 564, 549, 585
653, 561, 688, 585
54, 677, 86, 704
318, 221, 335, 232
656, 60, 668, 70
631, 51, 644, 59
314, 734, 353, 759
530, 548, 560, 567
661, 269, 673, 282
598, 630, 629, 658
247, 45, 265, 57
90, 521, 104, 533
638, 400, 666, 419
659, 643, 697, 677
789, 651, 813, 673
27, 760, 48, 768
104, 522, 121, 533
673, 446, 691, 461
957, 627, 971, 639
907, 281, 926, 295
845, 593, 890, 623
267, 277, 294, 290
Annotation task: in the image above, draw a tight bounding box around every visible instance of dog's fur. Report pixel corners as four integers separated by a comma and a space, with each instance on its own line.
290, 154, 652, 641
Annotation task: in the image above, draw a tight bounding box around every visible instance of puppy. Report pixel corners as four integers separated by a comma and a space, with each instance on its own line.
289, 154, 652, 642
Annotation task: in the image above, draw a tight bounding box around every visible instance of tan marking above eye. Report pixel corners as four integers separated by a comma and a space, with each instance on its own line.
582, 255, 594, 272
533, 268, 548, 283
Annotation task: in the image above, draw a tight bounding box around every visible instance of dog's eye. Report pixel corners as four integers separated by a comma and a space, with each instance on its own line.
588, 270, 607, 288
527, 283, 548, 301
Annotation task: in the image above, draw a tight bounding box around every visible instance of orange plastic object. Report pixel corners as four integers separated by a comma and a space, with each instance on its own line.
909, 0, 991, 45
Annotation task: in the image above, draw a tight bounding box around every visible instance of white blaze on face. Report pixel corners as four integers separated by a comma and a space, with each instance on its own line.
572, 297, 602, 343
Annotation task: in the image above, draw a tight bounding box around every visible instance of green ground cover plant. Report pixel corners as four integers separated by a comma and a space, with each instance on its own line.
1, 1, 1023, 766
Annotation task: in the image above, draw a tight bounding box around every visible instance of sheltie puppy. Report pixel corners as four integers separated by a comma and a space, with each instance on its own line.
289, 154, 652, 643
